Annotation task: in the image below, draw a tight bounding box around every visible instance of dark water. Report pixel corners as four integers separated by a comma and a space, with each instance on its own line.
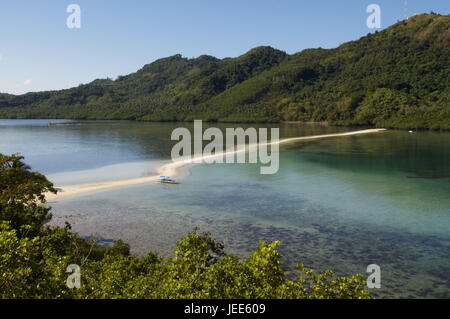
1, 119, 449, 298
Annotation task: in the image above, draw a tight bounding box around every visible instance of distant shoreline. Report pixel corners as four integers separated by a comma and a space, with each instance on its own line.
1, 118, 447, 132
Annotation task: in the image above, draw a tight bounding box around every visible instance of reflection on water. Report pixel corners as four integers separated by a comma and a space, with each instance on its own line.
1, 119, 449, 298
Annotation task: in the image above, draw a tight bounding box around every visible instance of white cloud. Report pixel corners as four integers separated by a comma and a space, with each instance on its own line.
24, 79, 32, 85
0, 55, 3, 61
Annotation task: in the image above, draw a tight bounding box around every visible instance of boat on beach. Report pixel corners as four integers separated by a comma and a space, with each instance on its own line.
158, 176, 179, 184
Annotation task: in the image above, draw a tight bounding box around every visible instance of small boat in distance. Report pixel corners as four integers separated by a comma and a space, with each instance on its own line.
159, 176, 180, 184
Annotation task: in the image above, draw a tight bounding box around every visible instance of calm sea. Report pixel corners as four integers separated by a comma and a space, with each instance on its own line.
1, 119, 449, 298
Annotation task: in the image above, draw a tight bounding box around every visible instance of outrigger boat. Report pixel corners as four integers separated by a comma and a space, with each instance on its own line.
159, 176, 180, 184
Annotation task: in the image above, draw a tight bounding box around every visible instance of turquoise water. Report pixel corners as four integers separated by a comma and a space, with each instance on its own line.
1, 119, 449, 298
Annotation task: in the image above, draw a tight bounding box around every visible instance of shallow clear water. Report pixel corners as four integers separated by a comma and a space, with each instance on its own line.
1, 119, 449, 298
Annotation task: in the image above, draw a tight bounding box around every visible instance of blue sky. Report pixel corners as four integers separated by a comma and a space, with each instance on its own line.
0, 0, 448, 94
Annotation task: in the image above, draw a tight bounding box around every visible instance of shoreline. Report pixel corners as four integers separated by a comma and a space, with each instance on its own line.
280, 120, 329, 125
1, 118, 447, 131
45, 128, 387, 201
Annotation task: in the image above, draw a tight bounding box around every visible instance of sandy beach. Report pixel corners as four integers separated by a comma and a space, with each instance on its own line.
45, 128, 386, 201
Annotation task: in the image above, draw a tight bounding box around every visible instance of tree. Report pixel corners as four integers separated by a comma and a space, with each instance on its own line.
0, 153, 56, 237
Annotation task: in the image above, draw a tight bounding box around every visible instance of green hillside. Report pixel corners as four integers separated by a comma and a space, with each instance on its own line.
0, 13, 448, 129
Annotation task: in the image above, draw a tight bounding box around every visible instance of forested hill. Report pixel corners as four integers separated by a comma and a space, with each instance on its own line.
0, 13, 449, 129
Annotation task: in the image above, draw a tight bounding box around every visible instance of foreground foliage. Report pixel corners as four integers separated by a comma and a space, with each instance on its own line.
0, 154, 371, 299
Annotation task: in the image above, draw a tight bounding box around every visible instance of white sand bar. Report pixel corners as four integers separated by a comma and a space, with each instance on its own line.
45, 128, 387, 201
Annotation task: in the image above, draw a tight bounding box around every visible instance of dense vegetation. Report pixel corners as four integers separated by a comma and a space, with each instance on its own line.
0, 153, 371, 299
0, 13, 448, 130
